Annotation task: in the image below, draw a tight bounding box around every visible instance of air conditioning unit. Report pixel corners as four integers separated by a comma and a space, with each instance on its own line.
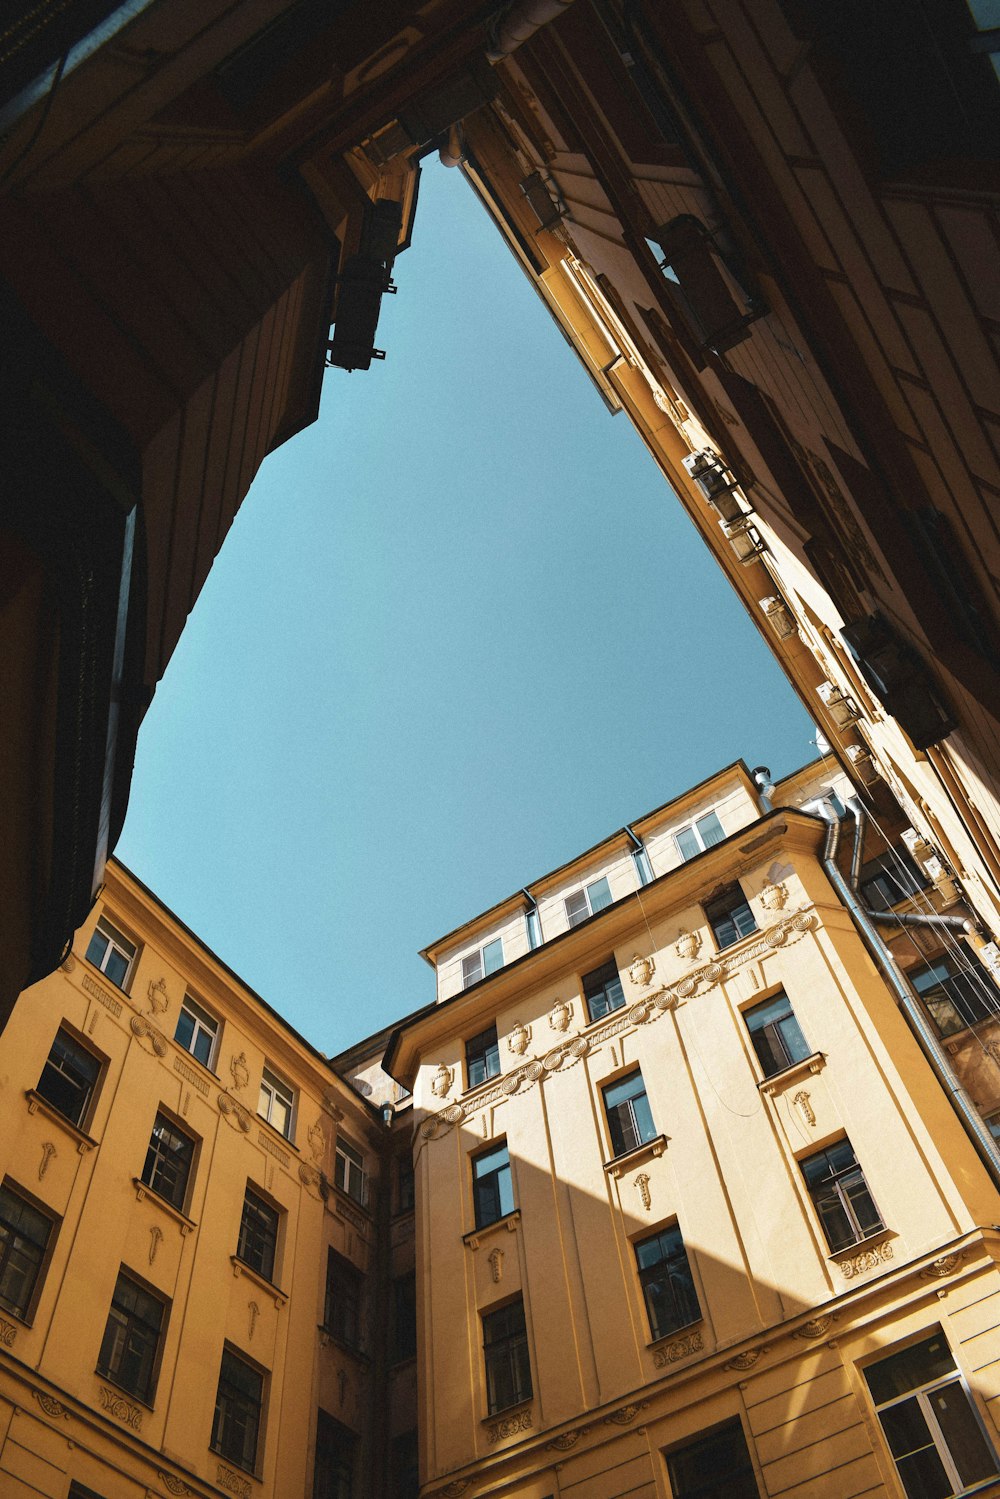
759, 595, 798, 640
845, 743, 880, 784
682, 450, 745, 522
816, 680, 860, 728
721, 517, 765, 564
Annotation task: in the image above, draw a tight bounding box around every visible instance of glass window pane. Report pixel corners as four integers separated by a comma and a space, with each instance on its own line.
587, 877, 612, 912
697, 811, 725, 847
893, 1446, 952, 1499
483, 939, 504, 975
565, 889, 589, 927
929, 1383, 998, 1485
865, 1335, 956, 1405
675, 826, 701, 861
604, 1072, 646, 1111
880, 1396, 935, 1458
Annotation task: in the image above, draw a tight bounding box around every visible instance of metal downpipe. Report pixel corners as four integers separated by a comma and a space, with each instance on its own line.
817, 802, 1000, 1190
845, 796, 974, 935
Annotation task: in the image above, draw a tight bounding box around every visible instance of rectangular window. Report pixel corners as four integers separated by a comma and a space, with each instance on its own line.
393, 1273, 417, 1362
483, 1298, 532, 1414
910, 955, 1000, 1037
632, 846, 654, 886
744, 992, 810, 1077
324, 1250, 363, 1350
462, 937, 504, 989
85, 917, 137, 990
258, 1065, 294, 1139
704, 884, 757, 950
583, 958, 625, 1022
667, 1419, 760, 1498
603, 1071, 656, 1157
395, 1153, 415, 1215
0, 1182, 54, 1321
801, 1139, 883, 1253
390, 1429, 419, 1499
565, 875, 613, 929
212, 1346, 263, 1474
675, 811, 725, 862
864, 1330, 999, 1498
635, 1224, 700, 1341
174, 995, 219, 1070
97, 1270, 166, 1404
466, 1026, 500, 1089
35, 1026, 102, 1130
141, 1112, 195, 1212
237, 1186, 279, 1283
525, 907, 541, 950
334, 1138, 367, 1206
473, 1143, 514, 1228
859, 847, 928, 913
314, 1410, 355, 1499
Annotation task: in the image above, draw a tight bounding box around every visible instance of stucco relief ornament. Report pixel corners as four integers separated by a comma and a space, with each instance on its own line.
38, 1141, 56, 1180
725, 1348, 764, 1372
488, 1247, 504, 1283
217, 1092, 252, 1133
548, 998, 572, 1032
840, 1240, 893, 1278
759, 880, 789, 913
794, 1316, 834, 1340
628, 953, 656, 988
634, 1172, 651, 1211
921, 1252, 964, 1279
431, 1063, 454, 1099
793, 1090, 816, 1127
0, 1316, 16, 1347
507, 1022, 531, 1057
229, 1051, 249, 1092
546, 1430, 582, 1452
441, 1482, 472, 1498
307, 1117, 326, 1164
605, 1400, 650, 1425
146, 976, 169, 1015
157, 1476, 193, 1497
131, 1014, 168, 1056
675, 929, 702, 962
653, 1332, 702, 1368
149, 1226, 163, 1265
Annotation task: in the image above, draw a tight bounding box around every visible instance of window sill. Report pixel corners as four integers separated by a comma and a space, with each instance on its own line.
333, 1183, 371, 1218
317, 1325, 369, 1363
481, 1397, 532, 1426
461, 1067, 504, 1104
132, 1178, 196, 1235
605, 1135, 669, 1178
209, 1443, 261, 1483
230, 1256, 288, 1307
94, 1370, 156, 1414
464, 1210, 521, 1249
83, 958, 131, 997
648, 1318, 704, 1358
757, 1052, 826, 1095
25, 1090, 97, 1152
828, 1228, 895, 1275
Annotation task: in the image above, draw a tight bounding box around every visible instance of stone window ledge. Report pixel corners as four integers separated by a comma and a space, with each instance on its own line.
605, 1135, 669, 1178
132, 1178, 196, 1234
464, 1210, 521, 1249
25, 1091, 97, 1152
828, 1229, 896, 1278
758, 1053, 826, 1096
230, 1256, 288, 1308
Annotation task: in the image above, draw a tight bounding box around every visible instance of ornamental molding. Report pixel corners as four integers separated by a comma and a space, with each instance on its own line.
149, 1226, 163, 1264
628, 953, 656, 987
230, 1256, 287, 1308
216, 1465, 252, 1499
217, 1092, 252, 1133
758, 1052, 826, 1097
486, 1407, 532, 1443
604, 1399, 650, 1425
32, 1390, 70, 1419
130, 1014, 168, 1057
724, 1347, 766, 1372
146, 976, 169, 1016
465, 1211, 521, 1252
173, 1056, 210, 1096
39, 1141, 56, 1180
229, 1052, 250, 1092
836, 1238, 894, 1279
257, 1131, 290, 1168
792, 1315, 836, 1340
548, 998, 573, 1032
157, 1475, 193, 1496
507, 1022, 531, 1056
82, 973, 122, 1017
488, 1247, 504, 1283
921, 1252, 965, 1279
307, 1118, 327, 1164
634, 1172, 651, 1211
430, 1063, 454, 1099
607, 1135, 668, 1179
0, 1316, 16, 1347
545, 1430, 581, 1451
792, 1089, 815, 1127
98, 1384, 142, 1429
652, 1330, 702, 1368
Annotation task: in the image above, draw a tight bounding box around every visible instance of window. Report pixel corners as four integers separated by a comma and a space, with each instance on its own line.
565, 875, 613, 928
395, 1153, 415, 1214
910, 954, 1000, 1037
801, 1139, 883, 1253
0, 1182, 54, 1321
704, 884, 757, 950
35, 1026, 101, 1129
744, 992, 810, 1077
652, 215, 761, 356
864, 1330, 998, 1498
141, 1112, 195, 1212
174, 995, 219, 1070
314, 1410, 355, 1499
212, 1347, 263, 1474
675, 811, 725, 862
462, 937, 504, 988
632, 845, 654, 886
525, 906, 541, 950
85, 917, 137, 990
473, 1143, 514, 1228
466, 1026, 500, 1089
237, 1186, 279, 1283
258, 1065, 294, 1139
635, 1224, 700, 1341
393, 1273, 417, 1362
390, 1430, 419, 1499
583, 958, 625, 1022
667, 1419, 760, 1498
334, 1137, 367, 1206
324, 1250, 363, 1350
859, 846, 928, 912
483, 1298, 531, 1414
603, 1071, 656, 1157
97, 1270, 166, 1403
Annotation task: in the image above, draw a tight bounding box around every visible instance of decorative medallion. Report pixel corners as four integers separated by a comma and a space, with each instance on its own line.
542, 1048, 564, 1072
217, 1092, 252, 1133
442, 1103, 465, 1124
628, 954, 656, 988
32, 1390, 70, 1419
61, 954, 77, 973
441, 1482, 472, 1498
724, 1348, 763, 1372
38, 1141, 56, 1180
792, 1090, 816, 1127
157, 1475, 193, 1497
486, 1408, 532, 1443
130, 1014, 168, 1057
628, 1001, 652, 1025
500, 1074, 522, 1096
921, 1252, 964, 1279
431, 1063, 454, 1099
675, 976, 698, 999
147, 976, 169, 1015
545, 1430, 581, 1451
229, 1052, 250, 1093
675, 929, 702, 962
793, 1316, 834, 1340
759, 881, 789, 913
652, 1332, 702, 1368
548, 998, 572, 1033
98, 1384, 141, 1429
840, 1240, 893, 1278
299, 1162, 328, 1202
634, 1172, 651, 1211
605, 1399, 651, 1424
507, 1022, 530, 1056
488, 1247, 504, 1284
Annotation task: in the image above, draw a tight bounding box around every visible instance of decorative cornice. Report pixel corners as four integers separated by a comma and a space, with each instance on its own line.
758, 1052, 826, 1096
606, 1135, 668, 1179
486, 1406, 532, 1443
82, 973, 122, 1016
230, 1256, 287, 1308
652, 1330, 703, 1368
173, 1056, 210, 1096
833, 1235, 894, 1279
98, 1384, 142, 1429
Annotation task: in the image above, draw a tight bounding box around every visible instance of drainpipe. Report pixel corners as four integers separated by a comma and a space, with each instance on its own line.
845, 796, 974, 936
816, 801, 1000, 1190
486, 0, 577, 61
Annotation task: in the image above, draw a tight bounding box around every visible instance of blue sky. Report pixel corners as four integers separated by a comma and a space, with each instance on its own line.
116, 159, 815, 1056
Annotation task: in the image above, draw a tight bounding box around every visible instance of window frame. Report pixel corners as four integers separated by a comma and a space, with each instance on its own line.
314, 1409, 356, 1499
465, 1025, 500, 1090
800, 1138, 884, 1254
34, 1023, 104, 1132
236, 1183, 280, 1285
392, 1272, 417, 1363
634, 1223, 701, 1343
97, 1268, 167, 1406
462, 936, 504, 989
324, 1248, 364, 1352
482, 1296, 532, 1415
84, 916, 138, 991
0, 1178, 57, 1324
583, 958, 626, 1023
858, 845, 928, 913
334, 1136, 368, 1207
174, 994, 220, 1071
212, 1344, 265, 1475
602, 1069, 657, 1158
258, 1063, 295, 1141
674, 810, 726, 862
472, 1141, 514, 1229
703, 883, 758, 950
743, 990, 811, 1078
565, 875, 614, 929
666, 1417, 761, 1498
909, 953, 1000, 1037
140, 1109, 197, 1214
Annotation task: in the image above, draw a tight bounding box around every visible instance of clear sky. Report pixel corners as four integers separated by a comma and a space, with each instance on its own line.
116, 159, 815, 1057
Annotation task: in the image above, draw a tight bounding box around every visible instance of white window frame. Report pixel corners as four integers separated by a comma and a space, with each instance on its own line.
673, 810, 725, 860
565, 876, 612, 928
869, 1358, 998, 1494
86, 916, 138, 990
258, 1065, 295, 1140
335, 1137, 368, 1207
175, 994, 220, 1070
462, 937, 504, 989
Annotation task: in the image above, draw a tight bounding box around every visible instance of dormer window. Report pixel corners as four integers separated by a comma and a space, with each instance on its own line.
462, 938, 504, 989
565, 876, 613, 929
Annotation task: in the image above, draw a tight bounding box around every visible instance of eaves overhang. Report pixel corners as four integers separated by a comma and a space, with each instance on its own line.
386, 807, 828, 1087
